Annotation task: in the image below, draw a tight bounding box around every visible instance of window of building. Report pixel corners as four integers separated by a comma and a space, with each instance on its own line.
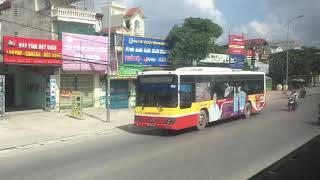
13, 5, 18, 16
125, 20, 131, 30
14, 32, 18, 37
134, 20, 140, 33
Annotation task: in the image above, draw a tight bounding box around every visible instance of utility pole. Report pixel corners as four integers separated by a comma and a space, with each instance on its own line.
106, 0, 111, 122
285, 15, 304, 86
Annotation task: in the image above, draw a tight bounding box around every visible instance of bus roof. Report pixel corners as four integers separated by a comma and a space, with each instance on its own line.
139, 67, 265, 76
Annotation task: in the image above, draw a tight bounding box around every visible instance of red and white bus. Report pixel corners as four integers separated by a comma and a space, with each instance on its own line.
134, 67, 266, 130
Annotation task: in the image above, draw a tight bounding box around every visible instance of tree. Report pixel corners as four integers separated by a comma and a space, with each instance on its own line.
166, 17, 223, 67
269, 47, 320, 86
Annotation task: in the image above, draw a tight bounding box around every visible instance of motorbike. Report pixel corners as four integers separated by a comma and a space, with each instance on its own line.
288, 97, 297, 112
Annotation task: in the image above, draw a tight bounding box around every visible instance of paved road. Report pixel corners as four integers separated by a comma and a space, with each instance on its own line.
0, 91, 319, 180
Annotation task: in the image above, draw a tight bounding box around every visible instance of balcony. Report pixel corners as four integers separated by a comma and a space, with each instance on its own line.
52, 8, 97, 25
133, 29, 144, 36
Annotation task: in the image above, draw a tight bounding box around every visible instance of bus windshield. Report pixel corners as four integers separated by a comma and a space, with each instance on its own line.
137, 75, 178, 108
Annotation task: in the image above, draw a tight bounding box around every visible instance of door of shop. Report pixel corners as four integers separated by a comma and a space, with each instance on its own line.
110, 80, 129, 109
5, 74, 15, 107
60, 74, 94, 109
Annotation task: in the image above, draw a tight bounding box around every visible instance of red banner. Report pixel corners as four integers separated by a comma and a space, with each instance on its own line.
246, 50, 253, 57
3, 36, 62, 65
229, 48, 245, 55
229, 35, 245, 46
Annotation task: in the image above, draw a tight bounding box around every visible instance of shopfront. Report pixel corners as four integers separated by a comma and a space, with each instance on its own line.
61, 32, 108, 109
1, 36, 62, 112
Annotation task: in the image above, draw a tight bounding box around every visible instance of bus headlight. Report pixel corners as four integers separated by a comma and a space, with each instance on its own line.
167, 118, 176, 125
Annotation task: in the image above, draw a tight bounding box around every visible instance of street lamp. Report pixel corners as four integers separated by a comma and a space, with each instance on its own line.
285, 14, 304, 86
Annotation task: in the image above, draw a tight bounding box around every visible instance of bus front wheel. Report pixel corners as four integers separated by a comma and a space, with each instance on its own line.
197, 110, 208, 131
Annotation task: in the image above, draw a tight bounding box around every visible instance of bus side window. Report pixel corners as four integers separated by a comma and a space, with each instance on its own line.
180, 84, 193, 109
214, 82, 225, 100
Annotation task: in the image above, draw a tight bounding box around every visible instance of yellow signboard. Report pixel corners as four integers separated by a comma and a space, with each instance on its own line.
71, 91, 82, 119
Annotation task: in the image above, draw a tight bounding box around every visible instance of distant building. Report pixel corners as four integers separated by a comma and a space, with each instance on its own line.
100, 1, 145, 37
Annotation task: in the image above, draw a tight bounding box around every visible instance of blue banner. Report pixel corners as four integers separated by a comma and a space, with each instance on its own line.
123, 36, 170, 66
229, 54, 245, 69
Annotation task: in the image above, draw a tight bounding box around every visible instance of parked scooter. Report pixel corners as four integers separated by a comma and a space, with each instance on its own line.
288, 97, 297, 112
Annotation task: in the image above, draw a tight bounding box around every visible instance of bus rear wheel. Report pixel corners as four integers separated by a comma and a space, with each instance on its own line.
197, 110, 208, 131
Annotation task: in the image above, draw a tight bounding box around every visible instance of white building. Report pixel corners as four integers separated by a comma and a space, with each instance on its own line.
101, 1, 145, 36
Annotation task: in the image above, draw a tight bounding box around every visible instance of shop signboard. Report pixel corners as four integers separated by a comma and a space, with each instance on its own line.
119, 64, 144, 76
228, 35, 245, 69
71, 91, 83, 119
3, 36, 62, 65
62, 33, 108, 72
229, 35, 245, 46
229, 54, 245, 69
123, 35, 170, 66
200, 54, 229, 64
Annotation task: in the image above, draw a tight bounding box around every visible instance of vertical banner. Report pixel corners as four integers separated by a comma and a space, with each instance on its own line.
71, 91, 83, 119
228, 35, 245, 69
45, 76, 57, 112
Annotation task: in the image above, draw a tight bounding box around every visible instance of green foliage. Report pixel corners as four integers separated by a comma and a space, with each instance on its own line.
166, 17, 223, 67
269, 48, 320, 85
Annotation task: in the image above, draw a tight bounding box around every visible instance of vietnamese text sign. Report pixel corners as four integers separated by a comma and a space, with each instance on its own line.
229, 35, 245, 46
3, 36, 62, 64
119, 64, 144, 76
200, 54, 229, 64
229, 34, 245, 69
229, 54, 245, 69
123, 35, 170, 66
62, 33, 108, 72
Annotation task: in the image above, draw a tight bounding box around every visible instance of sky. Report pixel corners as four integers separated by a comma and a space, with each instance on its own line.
94, 0, 320, 46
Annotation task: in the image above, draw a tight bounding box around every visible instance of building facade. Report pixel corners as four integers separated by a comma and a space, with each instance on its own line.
0, 0, 107, 112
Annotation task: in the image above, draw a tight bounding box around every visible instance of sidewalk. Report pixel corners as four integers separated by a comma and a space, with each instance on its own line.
0, 108, 134, 151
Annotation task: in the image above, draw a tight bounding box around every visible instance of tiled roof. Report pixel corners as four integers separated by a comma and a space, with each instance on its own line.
125, 7, 142, 17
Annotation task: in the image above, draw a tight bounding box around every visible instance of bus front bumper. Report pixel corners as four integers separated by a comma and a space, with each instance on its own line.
134, 114, 199, 130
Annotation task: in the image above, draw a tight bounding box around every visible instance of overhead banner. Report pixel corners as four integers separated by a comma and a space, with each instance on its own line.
123, 35, 170, 66
3, 36, 62, 65
62, 33, 108, 72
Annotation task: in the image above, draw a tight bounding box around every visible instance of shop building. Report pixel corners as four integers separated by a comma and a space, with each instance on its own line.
0, 36, 62, 112
59, 32, 109, 109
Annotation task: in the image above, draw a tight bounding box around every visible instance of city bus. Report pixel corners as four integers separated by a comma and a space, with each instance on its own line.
134, 67, 266, 131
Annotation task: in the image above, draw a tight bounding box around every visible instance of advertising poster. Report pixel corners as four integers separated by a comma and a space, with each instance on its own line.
200, 54, 229, 64
45, 76, 57, 112
71, 91, 83, 119
123, 35, 170, 66
62, 33, 108, 72
228, 34, 245, 69
3, 36, 62, 65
